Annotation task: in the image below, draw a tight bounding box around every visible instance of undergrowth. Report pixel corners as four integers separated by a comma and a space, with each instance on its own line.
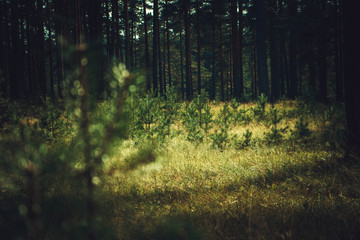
1, 91, 359, 240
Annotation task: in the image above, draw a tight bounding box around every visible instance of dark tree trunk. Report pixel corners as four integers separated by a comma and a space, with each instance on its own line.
231, 0, 240, 99
184, 0, 192, 100
252, 44, 258, 100
47, 0, 55, 99
255, 0, 269, 97
318, 0, 328, 102
343, 0, 360, 158
219, 14, 224, 101
88, 0, 104, 98
238, 0, 244, 98
105, 0, 113, 60
0, 3, 9, 97
179, 23, 185, 100
112, 0, 120, 61
124, 0, 131, 69
211, 3, 216, 100
152, 0, 159, 95
35, 0, 47, 99
335, 0, 343, 101
142, 0, 150, 91
288, 0, 298, 99
161, 25, 165, 95
165, 0, 172, 88
196, 0, 201, 95
270, 12, 280, 101
308, 39, 316, 92
9, 1, 22, 99
54, 0, 65, 98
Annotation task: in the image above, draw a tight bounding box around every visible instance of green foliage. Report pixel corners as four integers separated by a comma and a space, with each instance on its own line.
133, 93, 159, 136
253, 93, 268, 121
0, 65, 156, 239
216, 102, 232, 128
233, 129, 253, 149
265, 106, 288, 145
230, 99, 253, 125
291, 116, 312, 143
210, 127, 229, 150
35, 98, 73, 141
211, 103, 232, 150
161, 88, 181, 137
182, 102, 204, 144
1, 82, 355, 240
202, 103, 213, 135
318, 105, 346, 150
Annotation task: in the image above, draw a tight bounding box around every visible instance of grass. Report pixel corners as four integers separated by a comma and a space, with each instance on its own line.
96, 101, 360, 239
1, 99, 359, 239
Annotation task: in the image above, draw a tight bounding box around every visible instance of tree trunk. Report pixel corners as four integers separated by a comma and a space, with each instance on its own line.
184, 0, 192, 100
165, 0, 172, 88
318, 0, 328, 102
288, 0, 298, 99
196, 0, 201, 95
255, 0, 269, 97
335, 0, 343, 101
47, 0, 55, 99
238, 0, 244, 98
179, 23, 184, 100
142, 0, 150, 91
124, 0, 131, 69
219, 14, 224, 101
105, 0, 113, 59
10, 1, 22, 99
152, 0, 159, 95
231, 0, 240, 99
112, 0, 120, 61
36, 0, 47, 99
54, 0, 65, 98
211, 2, 216, 100
270, 10, 280, 101
343, 0, 360, 158
88, 0, 104, 98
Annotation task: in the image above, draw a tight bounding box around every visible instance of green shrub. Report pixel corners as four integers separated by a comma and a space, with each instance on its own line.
265, 106, 288, 145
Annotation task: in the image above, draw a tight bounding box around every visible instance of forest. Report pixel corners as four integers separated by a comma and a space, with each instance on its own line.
0, 0, 360, 239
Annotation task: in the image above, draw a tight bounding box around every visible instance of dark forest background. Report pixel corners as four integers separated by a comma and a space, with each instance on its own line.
1, 0, 360, 239
0, 0, 346, 102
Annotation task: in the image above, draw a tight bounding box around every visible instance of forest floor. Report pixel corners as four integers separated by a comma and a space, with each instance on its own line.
103, 100, 360, 239
1, 98, 360, 239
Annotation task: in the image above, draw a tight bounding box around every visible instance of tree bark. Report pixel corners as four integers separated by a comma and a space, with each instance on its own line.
288, 0, 298, 99
238, 0, 244, 98
142, 0, 150, 91
343, 0, 360, 158
184, 0, 192, 100
196, 0, 201, 95
231, 0, 240, 99
255, 0, 269, 97
152, 0, 159, 95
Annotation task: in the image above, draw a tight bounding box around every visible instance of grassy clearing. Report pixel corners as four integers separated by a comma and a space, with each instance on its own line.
97, 101, 360, 240
1, 98, 359, 239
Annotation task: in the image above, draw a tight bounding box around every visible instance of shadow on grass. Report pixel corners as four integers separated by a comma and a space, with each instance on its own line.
114, 155, 360, 240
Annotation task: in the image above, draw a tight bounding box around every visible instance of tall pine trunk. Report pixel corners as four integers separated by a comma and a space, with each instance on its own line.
288, 0, 298, 99
343, 0, 360, 158
238, 0, 244, 98
318, 0, 327, 102
184, 0, 192, 100
231, 0, 240, 99
152, 0, 159, 95
142, 0, 150, 91
196, 0, 201, 95
255, 0, 269, 97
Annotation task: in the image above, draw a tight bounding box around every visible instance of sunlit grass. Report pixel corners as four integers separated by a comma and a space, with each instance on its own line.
99, 101, 358, 239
